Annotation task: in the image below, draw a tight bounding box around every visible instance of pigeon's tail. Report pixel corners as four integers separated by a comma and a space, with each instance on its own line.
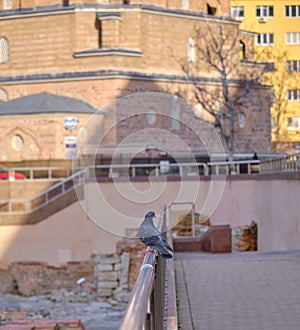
160, 251, 173, 259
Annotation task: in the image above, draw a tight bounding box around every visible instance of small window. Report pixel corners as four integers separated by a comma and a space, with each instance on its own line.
0, 37, 9, 64
146, 108, 156, 124
171, 97, 180, 131
287, 89, 300, 101
286, 32, 300, 45
4, 0, 13, 10
188, 37, 195, 63
286, 60, 300, 72
285, 6, 300, 17
287, 117, 300, 129
182, 0, 188, 10
239, 41, 246, 60
238, 113, 245, 128
256, 6, 274, 18
257, 33, 274, 46
11, 134, 24, 151
231, 6, 244, 19
207, 4, 216, 16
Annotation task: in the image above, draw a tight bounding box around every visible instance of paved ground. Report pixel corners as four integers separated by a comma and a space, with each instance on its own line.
175, 250, 300, 330
0, 293, 124, 329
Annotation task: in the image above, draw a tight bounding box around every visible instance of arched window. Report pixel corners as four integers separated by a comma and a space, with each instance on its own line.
11, 134, 24, 151
188, 37, 195, 63
239, 40, 246, 60
0, 37, 9, 64
146, 108, 156, 125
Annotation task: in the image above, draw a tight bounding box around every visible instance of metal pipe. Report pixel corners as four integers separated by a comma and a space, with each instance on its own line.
119, 250, 156, 330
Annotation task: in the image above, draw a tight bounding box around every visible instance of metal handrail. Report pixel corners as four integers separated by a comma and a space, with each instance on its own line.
119, 249, 156, 330
120, 207, 176, 330
3, 166, 74, 180
0, 168, 87, 215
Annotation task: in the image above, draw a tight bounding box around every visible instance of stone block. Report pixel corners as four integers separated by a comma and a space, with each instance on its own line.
95, 264, 113, 272
97, 271, 118, 281
96, 281, 118, 289
113, 263, 122, 271
97, 288, 113, 298
92, 254, 120, 265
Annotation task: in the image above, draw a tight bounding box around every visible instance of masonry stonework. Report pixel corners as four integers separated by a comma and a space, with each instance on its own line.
0, 0, 271, 161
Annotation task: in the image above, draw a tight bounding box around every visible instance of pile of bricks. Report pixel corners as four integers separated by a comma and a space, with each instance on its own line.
0, 261, 94, 296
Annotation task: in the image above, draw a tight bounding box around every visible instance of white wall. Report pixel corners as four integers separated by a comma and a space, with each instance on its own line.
0, 177, 299, 264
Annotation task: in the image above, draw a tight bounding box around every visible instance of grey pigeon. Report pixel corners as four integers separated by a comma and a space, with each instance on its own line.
138, 211, 174, 259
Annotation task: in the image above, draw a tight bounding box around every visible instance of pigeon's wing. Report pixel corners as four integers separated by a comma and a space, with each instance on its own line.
160, 234, 174, 252
140, 234, 173, 258
140, 234, 161, 247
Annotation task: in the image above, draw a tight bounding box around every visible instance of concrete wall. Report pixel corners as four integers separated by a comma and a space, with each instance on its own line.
0, 175, 299, 263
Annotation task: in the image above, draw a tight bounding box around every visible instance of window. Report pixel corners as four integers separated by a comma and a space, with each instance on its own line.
231, 6, 244, 19
287, 90, 300, 101
263, 62, 275, 72
256, 6, 273, 17
238, 113, 245, 128
0, 88, 8, 101
287, 117, 300, 129
11, 135, 24, 151
207, 4, 216, 15
239, 41, 246, 60
146, 108, 156, 124
0, 37, 9, 63
286, 60, 300, 72
182, 0, 188, 10
4, 0, 12, 10
285, 6, 300, 17
257, 33, 274, 45
286, 32, 300, 45
171, 97, 180, 130
188, 37, 195, 63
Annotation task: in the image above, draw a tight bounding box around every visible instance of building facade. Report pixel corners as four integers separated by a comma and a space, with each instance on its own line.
231, 0, 300, 153
0, 0, 272, 161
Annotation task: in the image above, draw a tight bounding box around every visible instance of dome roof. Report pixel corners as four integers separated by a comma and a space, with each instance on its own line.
0, 92, 98, 115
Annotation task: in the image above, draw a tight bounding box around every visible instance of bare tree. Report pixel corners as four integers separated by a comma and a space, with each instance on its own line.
176, 19, 265, 160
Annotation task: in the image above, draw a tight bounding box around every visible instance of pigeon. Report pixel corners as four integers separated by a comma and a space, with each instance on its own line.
138, 211, 174, 259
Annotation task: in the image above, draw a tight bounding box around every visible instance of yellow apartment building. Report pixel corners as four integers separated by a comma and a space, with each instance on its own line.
231, 0, 300, 153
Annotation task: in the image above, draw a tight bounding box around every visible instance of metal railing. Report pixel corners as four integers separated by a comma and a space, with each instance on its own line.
1, 154, 299, 215
1, 166, 73, 181
92, 159, 261, 179
260, 153, 300, 173
120, 208, 177, 330
0, 168, 87, 215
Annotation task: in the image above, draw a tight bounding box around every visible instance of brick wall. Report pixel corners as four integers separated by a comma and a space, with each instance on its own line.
0, 0, 231, 15
0, 1, 272, 160
0, 261, 94, 296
